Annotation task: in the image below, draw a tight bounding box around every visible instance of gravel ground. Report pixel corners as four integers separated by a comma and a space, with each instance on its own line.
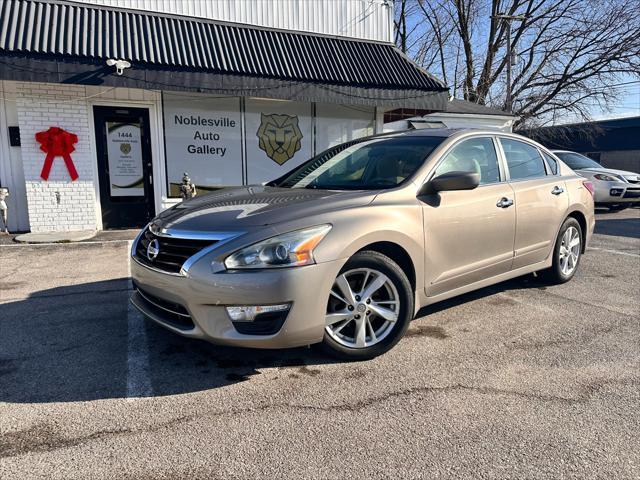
0, 208, 638, 479
0, 233, 17, 245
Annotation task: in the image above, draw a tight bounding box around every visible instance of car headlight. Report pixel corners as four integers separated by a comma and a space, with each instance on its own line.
224, 225, 332, 269
593, 173, 621, 182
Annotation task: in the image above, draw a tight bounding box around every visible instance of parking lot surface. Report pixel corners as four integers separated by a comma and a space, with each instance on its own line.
1, 209, 639, 479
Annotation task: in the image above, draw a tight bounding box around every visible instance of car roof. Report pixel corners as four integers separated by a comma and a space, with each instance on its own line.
367, 128, 554, 153
382, 129, 561, 157
378, 128, 524, 141
385, 128, 464, 138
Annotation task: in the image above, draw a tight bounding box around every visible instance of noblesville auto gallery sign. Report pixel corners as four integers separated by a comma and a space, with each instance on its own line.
163, 93, 242, 196
162, 93, 314, 195
175, 114, 235, 156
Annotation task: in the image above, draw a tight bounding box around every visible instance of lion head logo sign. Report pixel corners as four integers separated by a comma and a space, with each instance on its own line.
256, 113, 303, 165
120, 143, 132, 155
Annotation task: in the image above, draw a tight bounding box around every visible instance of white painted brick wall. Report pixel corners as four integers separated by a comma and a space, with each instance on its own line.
15, 82, 97, 232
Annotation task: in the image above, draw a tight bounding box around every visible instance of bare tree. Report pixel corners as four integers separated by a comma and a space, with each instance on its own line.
394, 0, 425, 54
395, 0, 409, 52
395, 0, 640, 127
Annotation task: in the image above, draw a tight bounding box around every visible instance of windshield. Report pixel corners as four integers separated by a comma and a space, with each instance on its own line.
555, 151, 601, 170
271, 136, 445, 190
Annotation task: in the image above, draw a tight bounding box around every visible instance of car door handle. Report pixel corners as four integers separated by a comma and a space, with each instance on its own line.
496, 197, 514, 208
551, 186, 564, 195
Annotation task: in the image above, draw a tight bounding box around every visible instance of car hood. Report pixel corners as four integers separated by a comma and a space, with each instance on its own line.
577, 167, 640, 180
152, 186, 377, 232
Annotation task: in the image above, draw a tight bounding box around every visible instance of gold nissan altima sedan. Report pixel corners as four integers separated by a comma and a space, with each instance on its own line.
130, 129, 595, 360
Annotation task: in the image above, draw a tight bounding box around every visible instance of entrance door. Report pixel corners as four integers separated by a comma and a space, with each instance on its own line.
93, 106, 155, 229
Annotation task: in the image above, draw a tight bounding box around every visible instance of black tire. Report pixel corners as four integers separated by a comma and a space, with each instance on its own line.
320, 251, 413, 361
540, 217, 583, 284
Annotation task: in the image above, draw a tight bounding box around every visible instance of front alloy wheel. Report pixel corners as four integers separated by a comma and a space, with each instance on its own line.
321, 251, 413, 360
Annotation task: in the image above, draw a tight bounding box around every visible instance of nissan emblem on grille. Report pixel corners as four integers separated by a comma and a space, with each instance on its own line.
147, 239, 160, 261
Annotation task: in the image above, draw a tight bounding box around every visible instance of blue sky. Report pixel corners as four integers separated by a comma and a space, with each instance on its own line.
591, 81, 640, 121
559, 77, 640, 124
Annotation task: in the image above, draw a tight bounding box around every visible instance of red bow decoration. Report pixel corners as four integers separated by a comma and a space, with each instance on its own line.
35, 127, 79, 181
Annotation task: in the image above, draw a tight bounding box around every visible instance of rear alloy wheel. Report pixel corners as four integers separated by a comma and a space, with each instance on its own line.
541, 217, 583, 284
321, 251, 413, 360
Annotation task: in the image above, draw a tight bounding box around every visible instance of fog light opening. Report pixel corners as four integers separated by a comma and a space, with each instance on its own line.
226, 303, 291, 336
610, 188, 623, 196
226, 303, 291, 322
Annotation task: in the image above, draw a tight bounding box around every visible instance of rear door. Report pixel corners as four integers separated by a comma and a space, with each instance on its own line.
497, 137, 568, 269
421, 135, 516, 296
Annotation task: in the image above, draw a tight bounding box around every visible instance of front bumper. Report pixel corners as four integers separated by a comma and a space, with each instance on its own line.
593, 180, 640, 204
130, 254, 344, 349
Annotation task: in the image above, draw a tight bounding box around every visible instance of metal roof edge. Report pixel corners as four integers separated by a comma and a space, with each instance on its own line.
57, 0, 399, 46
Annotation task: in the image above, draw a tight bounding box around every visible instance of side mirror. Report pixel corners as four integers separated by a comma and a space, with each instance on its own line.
418, 171, 480, 196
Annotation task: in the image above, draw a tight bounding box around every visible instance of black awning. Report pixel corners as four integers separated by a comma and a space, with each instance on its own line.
0, 0, 448, 108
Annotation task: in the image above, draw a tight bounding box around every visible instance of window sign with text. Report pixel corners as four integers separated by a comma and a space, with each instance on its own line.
106, 121, 144, 197
163, 93, 242, 197
245, 99, 313, 184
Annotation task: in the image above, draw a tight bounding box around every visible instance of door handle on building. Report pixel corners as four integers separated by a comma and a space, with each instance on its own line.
496, 197, 514, 208
551, 186, 564, 195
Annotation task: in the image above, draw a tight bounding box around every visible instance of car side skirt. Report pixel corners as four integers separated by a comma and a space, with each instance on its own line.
418, 257, 551, 309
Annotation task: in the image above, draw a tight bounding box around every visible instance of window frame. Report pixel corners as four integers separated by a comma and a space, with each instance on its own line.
539, 149, 561, 176
424, 134, 507, 188
496, 136, 552, 182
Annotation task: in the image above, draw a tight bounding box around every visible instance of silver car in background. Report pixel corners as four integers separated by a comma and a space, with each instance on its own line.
552, 150, 640, 210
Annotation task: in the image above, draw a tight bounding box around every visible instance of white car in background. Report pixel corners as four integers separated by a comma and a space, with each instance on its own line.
552, 150, 640, 211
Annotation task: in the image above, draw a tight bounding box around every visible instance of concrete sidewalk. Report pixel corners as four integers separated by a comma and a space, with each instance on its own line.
1, 228, 139, 245
14, 230, 97, 243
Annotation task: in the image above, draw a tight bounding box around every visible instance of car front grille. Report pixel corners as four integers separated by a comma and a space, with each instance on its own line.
134, 228, 216, 274
623, 188, 640, 198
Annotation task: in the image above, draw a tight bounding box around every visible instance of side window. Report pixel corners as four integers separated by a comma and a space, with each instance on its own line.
499, 138, 547, 180
434, 137, 501, 185
542, 151, 558, 175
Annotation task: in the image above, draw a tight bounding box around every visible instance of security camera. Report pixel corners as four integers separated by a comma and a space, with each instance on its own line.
106, 59, 131, 75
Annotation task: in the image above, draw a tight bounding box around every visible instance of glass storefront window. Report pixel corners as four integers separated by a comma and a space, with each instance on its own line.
163, 92, 242, 197
245, 98, 313, 185
315, 103, 375, 153
162, 93, 377, 196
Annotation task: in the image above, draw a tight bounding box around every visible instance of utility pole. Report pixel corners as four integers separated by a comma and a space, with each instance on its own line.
492, 13, 527, 113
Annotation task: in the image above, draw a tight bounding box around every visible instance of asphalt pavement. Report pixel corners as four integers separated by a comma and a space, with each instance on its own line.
0, 208, 638, 479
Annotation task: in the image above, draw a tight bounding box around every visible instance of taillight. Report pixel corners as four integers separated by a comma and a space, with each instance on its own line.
583, 180, 595, 196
